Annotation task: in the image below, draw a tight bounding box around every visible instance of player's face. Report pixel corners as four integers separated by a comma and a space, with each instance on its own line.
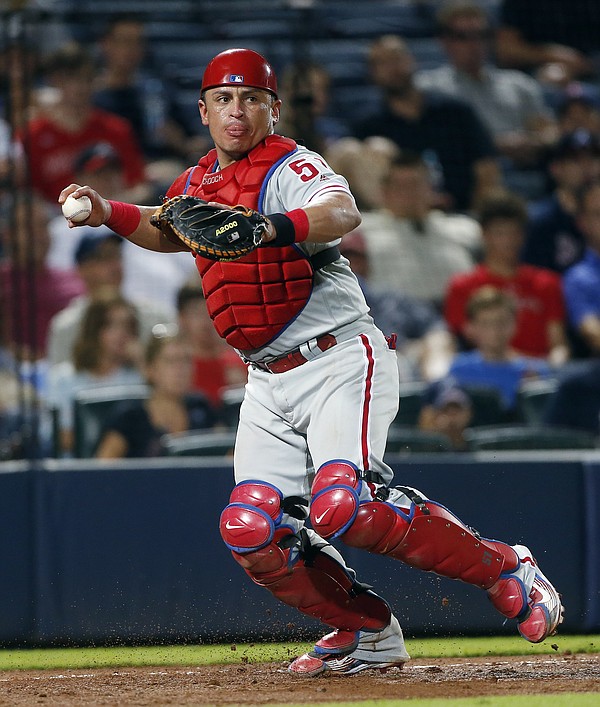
199, 86, 281, 167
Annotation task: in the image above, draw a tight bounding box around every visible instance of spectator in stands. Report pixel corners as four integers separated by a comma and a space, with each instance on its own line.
544, 359, 600, 435
554, 85, 600, 136
48, 142, 196, 312
0, 195, 85, 361
417, 380, 474, 451
340, 227, 455, 382
563, 180, 600, 358
523, 130, 600, 274
351, 34, 502, 212
175, 283, 248, 409
276, 61, 350, 154
95, 331, 218, 459
495, 0, 600, 85
417, 1, 557, 197
21, 41, 149, 204
47, 229, 172, 366
325, 135, 401, 212
92, 15, 207, 178
445, 192, 569, 365
359, 151, 480, 309
444, 286, 552, 415
45, 294, 144, 455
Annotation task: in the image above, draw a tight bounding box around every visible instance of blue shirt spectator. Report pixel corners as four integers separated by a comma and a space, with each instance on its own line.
563, 248, 600, 332
448, 350, 551, 411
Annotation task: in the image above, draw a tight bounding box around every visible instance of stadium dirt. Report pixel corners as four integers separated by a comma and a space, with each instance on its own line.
0, 653, 599, 705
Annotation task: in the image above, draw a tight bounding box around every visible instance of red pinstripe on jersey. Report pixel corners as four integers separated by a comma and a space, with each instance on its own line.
359, 334, 375, 473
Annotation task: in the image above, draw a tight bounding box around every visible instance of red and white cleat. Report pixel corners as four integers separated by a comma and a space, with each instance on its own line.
487, 545, 564, 643
288, 615, 410, 676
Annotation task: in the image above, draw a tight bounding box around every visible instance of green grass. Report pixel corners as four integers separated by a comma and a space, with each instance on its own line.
0, 634, 598, 672
275, 699, 600, 707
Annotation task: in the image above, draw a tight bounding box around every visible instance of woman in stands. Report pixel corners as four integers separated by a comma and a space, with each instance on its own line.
95, 330, 218, 458
46, 294, 144, 455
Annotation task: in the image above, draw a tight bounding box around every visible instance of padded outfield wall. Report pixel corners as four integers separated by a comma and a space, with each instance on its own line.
1, 452, 599, 646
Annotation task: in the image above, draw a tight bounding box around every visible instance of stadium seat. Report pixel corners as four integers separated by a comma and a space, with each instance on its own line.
464, 424, 599, 451
220, 385, 245, 430
385, 426, 453, 455
516, 378, 559, 425
461, 385, 513, 427
73, 385, 150, 459
162, 430, 236, 457
393, 381, 428, 427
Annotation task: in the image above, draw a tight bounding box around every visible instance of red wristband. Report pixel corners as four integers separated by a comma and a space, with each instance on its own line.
106, 200, 141, 237
286, 208, 309, 242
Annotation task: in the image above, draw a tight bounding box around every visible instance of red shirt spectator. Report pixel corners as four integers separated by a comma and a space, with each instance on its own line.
444, 263, 565, 357
444, 192, 569, 364
19, 41, 146, 203
25, 108, 145, 202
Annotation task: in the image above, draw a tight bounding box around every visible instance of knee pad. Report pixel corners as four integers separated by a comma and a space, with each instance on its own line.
310, 460, 366, 539
220, 480, 303, 578
220, 480, 391, 632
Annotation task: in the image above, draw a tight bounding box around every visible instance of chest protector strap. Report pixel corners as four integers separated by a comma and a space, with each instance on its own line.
184, 135, 336, 351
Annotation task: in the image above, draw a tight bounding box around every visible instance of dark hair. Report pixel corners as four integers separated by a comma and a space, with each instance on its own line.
466, 285, 516, 321
101, 13, 144, 39
382, 151, 426, 185
176, 282, 205, 312
144, 331, 186, 366
436, 0, 488, 34
477, 192, 528, 229
43, 41, 94, 76
72, 295, 138, 371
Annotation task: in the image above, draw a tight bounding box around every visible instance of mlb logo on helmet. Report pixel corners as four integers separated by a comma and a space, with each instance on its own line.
229, 74, 244, 83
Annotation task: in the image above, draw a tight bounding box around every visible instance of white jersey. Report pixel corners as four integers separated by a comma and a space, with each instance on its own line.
241, 145, 372, 362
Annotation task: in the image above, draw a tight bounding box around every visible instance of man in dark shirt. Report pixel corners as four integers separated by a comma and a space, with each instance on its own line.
352, 34, 501, 212
496, 0, 600, 82
523, 130, 600, 273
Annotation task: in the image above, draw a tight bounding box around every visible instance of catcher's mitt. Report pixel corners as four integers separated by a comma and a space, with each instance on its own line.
150, 195, 270, 261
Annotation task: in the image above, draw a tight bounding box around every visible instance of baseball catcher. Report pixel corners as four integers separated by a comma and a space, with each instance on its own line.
59, 47, 564, 679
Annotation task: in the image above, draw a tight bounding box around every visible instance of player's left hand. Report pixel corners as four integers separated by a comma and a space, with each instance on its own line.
150, 195, 271, 260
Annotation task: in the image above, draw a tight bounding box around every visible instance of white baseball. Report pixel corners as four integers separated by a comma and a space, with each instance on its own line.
62, 194, 92, 223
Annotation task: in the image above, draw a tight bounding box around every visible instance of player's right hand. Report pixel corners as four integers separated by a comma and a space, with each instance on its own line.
58, 183, 112, 228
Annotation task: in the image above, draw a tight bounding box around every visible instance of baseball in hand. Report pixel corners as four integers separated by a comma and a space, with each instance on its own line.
62, 194, 92, 223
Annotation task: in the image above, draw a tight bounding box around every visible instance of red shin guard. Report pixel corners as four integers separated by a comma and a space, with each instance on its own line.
220, 480, 390, 632
342, 501, 517, 589
232, 535, 390, 631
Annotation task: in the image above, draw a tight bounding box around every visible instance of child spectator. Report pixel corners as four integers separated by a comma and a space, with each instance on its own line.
445, 286, 552, 414
95, 332, 218, 458
445, 192, 569, 365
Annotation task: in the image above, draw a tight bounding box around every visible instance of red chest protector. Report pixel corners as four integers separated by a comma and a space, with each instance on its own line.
169, 135, 315, 351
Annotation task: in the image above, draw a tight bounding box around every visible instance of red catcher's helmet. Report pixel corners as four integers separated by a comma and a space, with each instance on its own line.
201, 48, 278, 96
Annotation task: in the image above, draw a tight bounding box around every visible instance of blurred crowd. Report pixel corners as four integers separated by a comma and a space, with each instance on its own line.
3, 0, 600, 459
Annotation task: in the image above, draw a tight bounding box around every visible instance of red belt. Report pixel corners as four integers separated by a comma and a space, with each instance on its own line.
255, 334, 337, 374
